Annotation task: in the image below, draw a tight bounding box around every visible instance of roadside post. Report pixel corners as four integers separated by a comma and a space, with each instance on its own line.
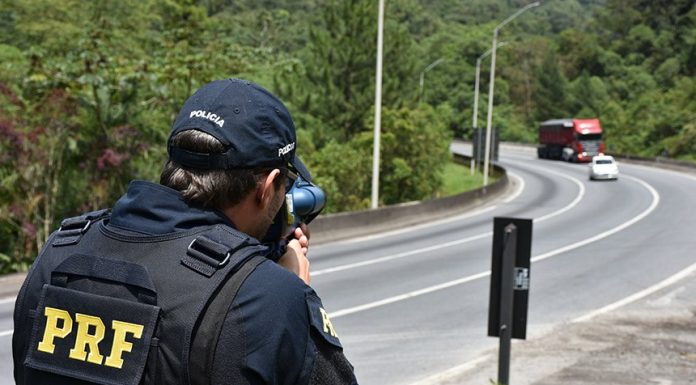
472, 128, 498, 173
488, 217, 533, 385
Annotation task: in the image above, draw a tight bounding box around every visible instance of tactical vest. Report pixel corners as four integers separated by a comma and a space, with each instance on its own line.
13, 209, 270, 385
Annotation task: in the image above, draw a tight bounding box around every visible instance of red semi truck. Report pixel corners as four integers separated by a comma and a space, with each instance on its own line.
537, 118, 605, 162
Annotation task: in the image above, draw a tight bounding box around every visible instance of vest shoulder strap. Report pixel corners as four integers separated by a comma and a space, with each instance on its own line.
52, 209, 110, 247
188, 253, 267, 385
182, 231, 248, 277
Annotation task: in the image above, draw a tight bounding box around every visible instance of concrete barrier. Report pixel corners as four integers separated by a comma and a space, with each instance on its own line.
310, 156, 509, 245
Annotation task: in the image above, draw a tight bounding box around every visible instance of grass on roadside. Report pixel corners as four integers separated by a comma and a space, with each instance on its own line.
436, 161, 496, 197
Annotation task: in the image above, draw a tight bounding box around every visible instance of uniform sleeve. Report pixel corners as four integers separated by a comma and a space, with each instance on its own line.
210, 260, 359, 385
304, 291, 359, 385
211, 260, 310, 385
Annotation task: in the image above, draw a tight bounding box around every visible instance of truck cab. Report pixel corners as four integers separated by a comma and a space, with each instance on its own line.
538, 118, 605, 162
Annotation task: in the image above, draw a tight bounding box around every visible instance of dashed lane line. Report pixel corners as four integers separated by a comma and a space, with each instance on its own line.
314, 165, 583, 277
330, 174, 658, 319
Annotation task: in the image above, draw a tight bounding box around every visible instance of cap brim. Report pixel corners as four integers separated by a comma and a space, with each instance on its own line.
290, 156, 311, 182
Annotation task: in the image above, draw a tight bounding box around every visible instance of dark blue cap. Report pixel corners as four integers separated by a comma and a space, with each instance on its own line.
168, 78, 310, 180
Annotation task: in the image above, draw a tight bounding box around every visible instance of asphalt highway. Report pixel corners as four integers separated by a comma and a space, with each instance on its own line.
308, 143, 696, 385
1, 144, 695, 385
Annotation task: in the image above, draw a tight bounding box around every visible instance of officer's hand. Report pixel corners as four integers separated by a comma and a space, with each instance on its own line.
278, 226, 310, 285
297, 223, 310, 253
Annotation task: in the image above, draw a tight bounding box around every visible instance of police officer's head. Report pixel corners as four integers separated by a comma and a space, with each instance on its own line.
160, 78, 310, 238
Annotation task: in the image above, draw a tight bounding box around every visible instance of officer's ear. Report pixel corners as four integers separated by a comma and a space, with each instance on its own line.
257, 169, 281, 209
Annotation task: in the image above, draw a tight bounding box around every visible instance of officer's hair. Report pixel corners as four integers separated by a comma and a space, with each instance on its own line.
160, 130, 285, 210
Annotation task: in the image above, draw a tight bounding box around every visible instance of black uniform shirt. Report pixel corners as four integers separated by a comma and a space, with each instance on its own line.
109, 181, 358, 385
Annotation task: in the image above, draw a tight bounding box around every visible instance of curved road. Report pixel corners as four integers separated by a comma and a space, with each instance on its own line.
0, 144, 695, 385
308, 143, 696, 385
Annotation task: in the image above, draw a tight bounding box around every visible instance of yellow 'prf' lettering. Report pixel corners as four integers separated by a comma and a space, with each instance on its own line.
319, 308, 338, 337
36, 306, 145, 369
37, 307, 73, 354
69, 313, 106, 364
105, 320, 144, 369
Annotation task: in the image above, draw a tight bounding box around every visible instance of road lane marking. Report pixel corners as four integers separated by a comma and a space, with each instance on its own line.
526, 166, 585, 222
312, 205, 498, 251
0, 297, 16, 305
407, 354, 491, 385
313, 233, 492, 276
331, 271, 491, 317
503, 172, 524, 203
572, 260, 696, 323
312, 171, 527, 252
621, 162, 696, 182
0, 329, 12, 337
409, 239, 693, 385
331, 175, 659, 318
314, 165, 582, 277
530, 174, 659, 264
403, 149, 691, 385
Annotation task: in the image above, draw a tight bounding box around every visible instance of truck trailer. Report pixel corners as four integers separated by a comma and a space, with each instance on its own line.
537, 118, 605, 162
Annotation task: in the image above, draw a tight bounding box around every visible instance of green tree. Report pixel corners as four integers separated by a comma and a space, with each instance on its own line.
358, 105, 452, 206
534, 50, 569, 121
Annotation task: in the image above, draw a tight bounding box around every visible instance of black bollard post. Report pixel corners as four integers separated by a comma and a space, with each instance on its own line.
498, 223, 517, 385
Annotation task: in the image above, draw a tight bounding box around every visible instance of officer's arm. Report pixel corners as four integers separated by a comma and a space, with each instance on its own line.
307, 327, 359, 385
303, 292, 359, 385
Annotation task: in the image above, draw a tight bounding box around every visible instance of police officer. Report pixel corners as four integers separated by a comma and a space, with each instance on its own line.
13, 78, 359, 385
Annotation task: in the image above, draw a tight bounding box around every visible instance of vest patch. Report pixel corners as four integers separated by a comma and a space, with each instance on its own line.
37, 306, 145, 368
25, 285, 159, 385
319, 308, 338, 338
306, 293, 342, 349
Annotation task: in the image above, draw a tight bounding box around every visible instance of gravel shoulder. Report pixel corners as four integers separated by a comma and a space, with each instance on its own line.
424, 269, 696, 385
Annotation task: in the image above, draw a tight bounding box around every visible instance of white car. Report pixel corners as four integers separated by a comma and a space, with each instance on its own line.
589, 155, 619, 180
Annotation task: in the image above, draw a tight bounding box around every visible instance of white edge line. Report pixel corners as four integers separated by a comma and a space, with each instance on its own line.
524, 163, 585, 223
331, 175, 659, 319
626, 163, 696, 182
531, 174, 659, 264
407, 354, 492, 385
313, 172, 527, 274
312, 204, 498, 249
503, 171, 524, 203
0, 329, 12, 338
403, 173, 665, 385
331, 271, 491, 318
406, 258, 696, 385
388, 154, 691, 385
313, 233, 491, 276
316, 163, 581, 277
313, 166, 528, 250
572, 260, 696, 323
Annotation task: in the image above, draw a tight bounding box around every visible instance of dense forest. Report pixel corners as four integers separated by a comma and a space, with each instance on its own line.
0, 0, 694, 271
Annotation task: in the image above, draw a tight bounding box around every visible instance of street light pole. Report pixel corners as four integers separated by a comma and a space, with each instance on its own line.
419, 58, 444, 104
471, 42, 507, 175
371, 0, 385, 209
483, 1, 540, 188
